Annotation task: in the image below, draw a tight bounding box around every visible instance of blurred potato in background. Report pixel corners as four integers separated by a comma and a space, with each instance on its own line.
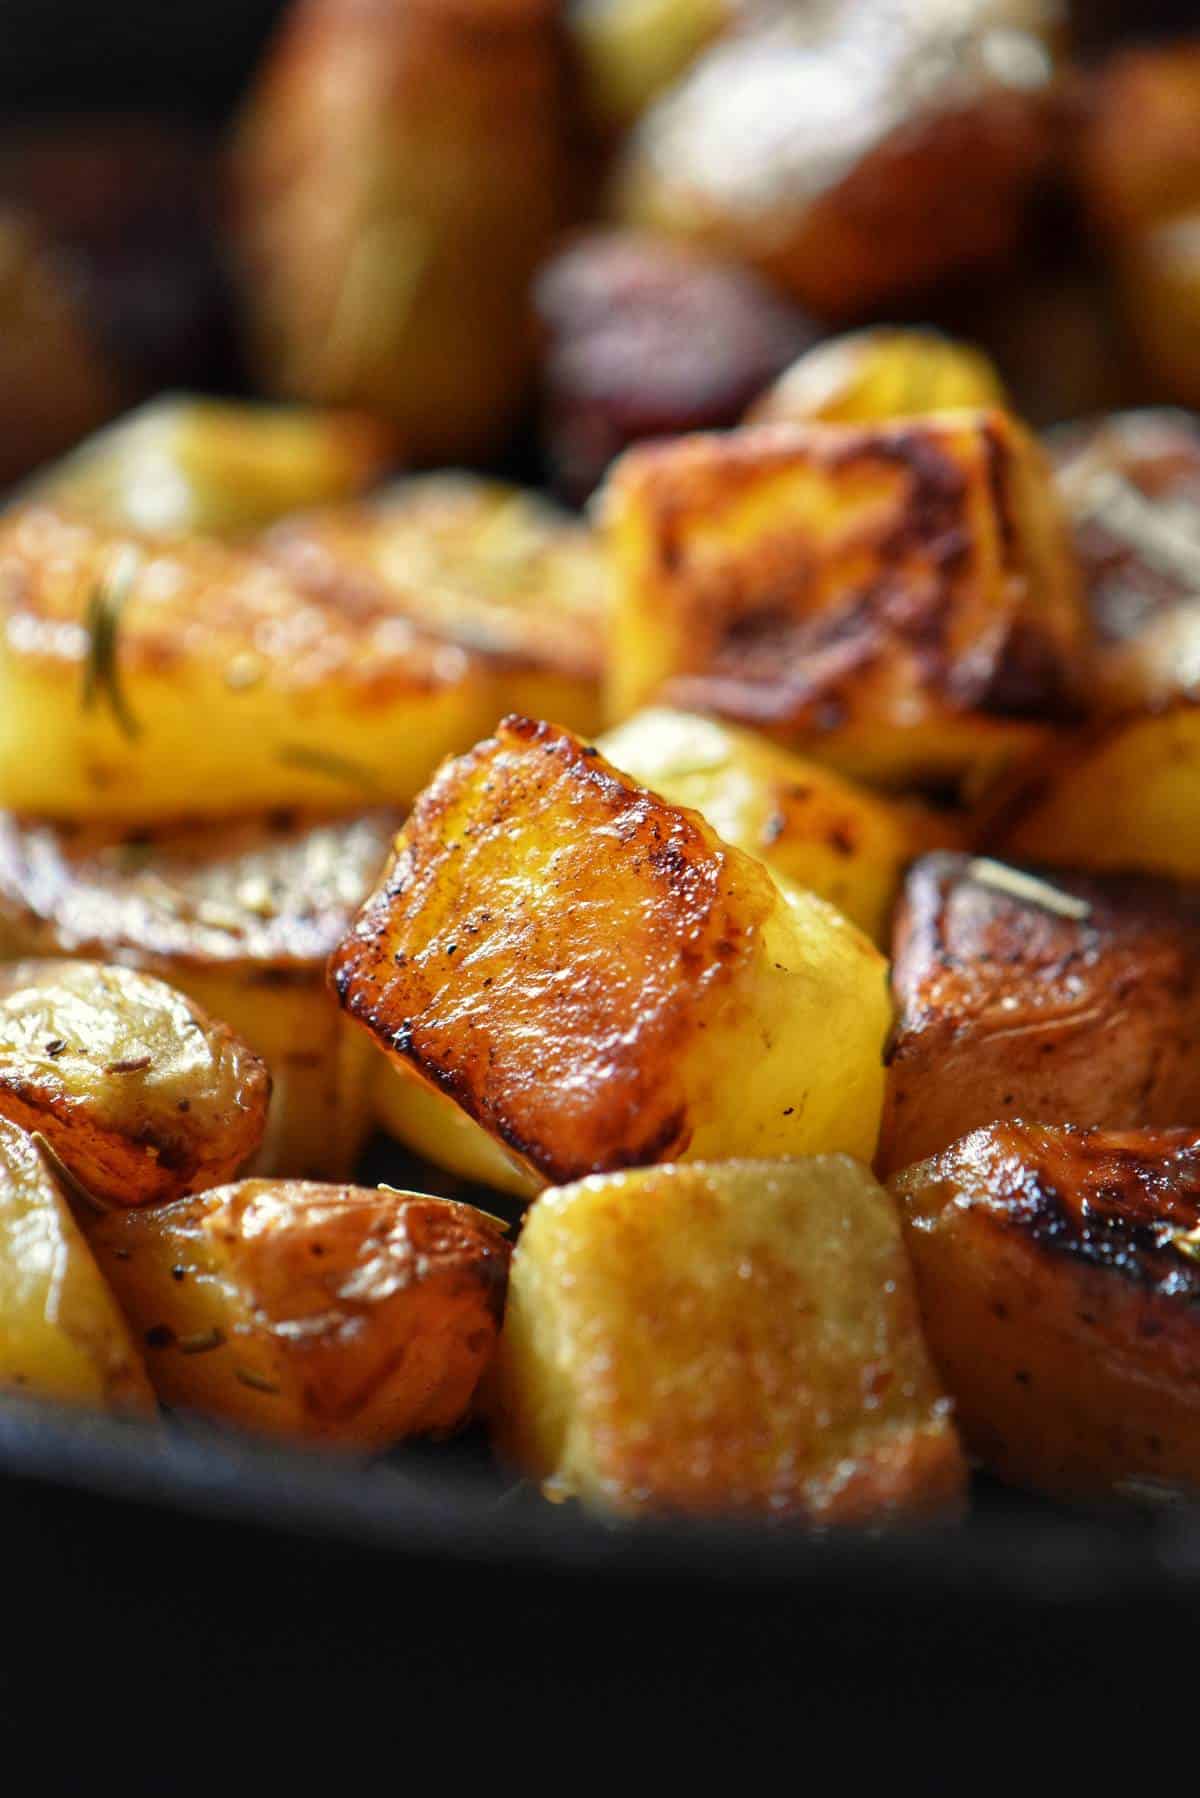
233, 0, 569, 462
747, 326, 1009, 426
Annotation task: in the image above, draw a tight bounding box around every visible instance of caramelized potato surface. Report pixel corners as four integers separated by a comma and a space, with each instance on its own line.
88, 1179, 509, 1449
615, 2, 1058, 317
603, 411, 1085, 793
748, 328, 1008, 428
489, 1157, 966, 1523
233, 0, 565, 461
881, 854, 1200, 1175
0, 1115, 155, 1416
534, 229, 809, 502
265, 474, 609, 735
1050, 408, 1200, 714
599, 706, 962, 943
332, 716, 890, 1188
0, 504, 494, 818
30, 394, 395, 538
893, 1121, 1200, 1502
0, 809, 395, 1180
0, 959, 269, 1208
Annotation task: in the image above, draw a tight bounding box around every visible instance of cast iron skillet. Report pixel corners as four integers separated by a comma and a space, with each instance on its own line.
2, 3, 1200, 1741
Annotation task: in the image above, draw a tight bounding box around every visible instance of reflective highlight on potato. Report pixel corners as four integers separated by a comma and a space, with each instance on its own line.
748, 328, 1009, 428
489, 1157, 966, 1523
88, 1179, 510, 1450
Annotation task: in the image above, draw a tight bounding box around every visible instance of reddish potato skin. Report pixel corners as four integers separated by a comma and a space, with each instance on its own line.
893, 1122, 1200, 1502
535, 230, 811, 502
880, 854, 1200, 1177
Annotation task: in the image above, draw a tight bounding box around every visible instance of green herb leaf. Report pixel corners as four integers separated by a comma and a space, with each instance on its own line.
81, 547, 142, 742
276, 742, 381, 795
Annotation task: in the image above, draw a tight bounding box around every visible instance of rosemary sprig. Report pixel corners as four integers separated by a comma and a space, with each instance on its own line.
276, 742, 381, 795
81, 547, 142, 742
965, 858, 1092, 922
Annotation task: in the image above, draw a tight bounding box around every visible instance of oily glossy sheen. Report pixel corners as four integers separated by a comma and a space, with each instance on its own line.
0, 1115, 155, 1416
748, 327, 1009, 429
88, 1178, 510, 1450
603, 410, 1085, 794
894, 1122, 1200, 1501
880, 853, 1200, 1174
490, 1157, 966, 1523
0, 959, 270, 1207
332, 715, 890, 1187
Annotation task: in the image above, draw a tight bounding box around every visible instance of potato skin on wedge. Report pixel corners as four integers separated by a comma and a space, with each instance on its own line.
880, 854, 1200, 1176
600, 706, 963, 945
87, 1180, 509, 1450
0, 959, 269, 1209
602, 411, 1084, 794
893, 1122, 1200, 1503
332, 716, 890, 1188
0, 810, 396, 1180
488, 1158, 966, 1524
0, 1116, 155, 1417
0, 504, 491, 819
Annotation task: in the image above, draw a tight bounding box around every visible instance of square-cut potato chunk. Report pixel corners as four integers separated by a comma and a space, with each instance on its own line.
264, 473, 609, 736
332, 716, 891, 1188
0, 809, 395, 1179
880, 854, 1200, 1176
893, 1122, 1200, 1503
0, 1115, 155, 1417
600, 706, 962, 944
602, 411, 1084, 793
488, 1158, 966, 1523
29, 394, 395, 538
0, 504, 495, 818
87, 1179, 510, 1451
0, 959, 269, 1208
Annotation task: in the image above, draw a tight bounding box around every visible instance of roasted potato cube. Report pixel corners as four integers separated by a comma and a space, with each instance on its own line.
570, 0, 734, 131
0, 959, 269, 1209
1076, 41, 1200, 242
603, 411, 1086, 794
0, 809, 396, 1180
599, 707, 963, 943
748, 328, 1009, 428
534, 229, 810, 502
29, 395, 395, 538
880, 854, 1200, 1176
0, 209, 118, 486
264, 474, 609, 736
332, 716, 891, 1188
489, 1158, 966, 1522
892, 1121, 1200, 1502
984, 710, 1200, 881
87, 1179, 510, 1450
0, 1115, 155, 1416
1049, 408, 1200, 714
614, 2, 1058, 317
233, 0, 566, 462
0, 504, 500, 819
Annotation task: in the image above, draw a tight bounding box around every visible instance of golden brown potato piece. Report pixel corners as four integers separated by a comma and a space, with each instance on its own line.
88, 1179, 509, 1450
264, 474, 609, 736
880, 854, 1200, 1176
0, 503, 499, 819
29, 395, 395, 538
1076, 40, 1200, 242
1049, 408, 1200, 714
0, 1115, 155, 1417
332, 716, 891, 1189
233, 0, 566, 462
0, 809, 395, 1180
614, 2, 1058, 318
747, 327, 1009, 428
603, 410, 1085, 794
534, 229, 810, 502
892, 1121, 1200, 1503
599, 706, 963, 944
0, 210, 118, 486
0, 959, 269, 1209
489, 1157, 966, 1523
